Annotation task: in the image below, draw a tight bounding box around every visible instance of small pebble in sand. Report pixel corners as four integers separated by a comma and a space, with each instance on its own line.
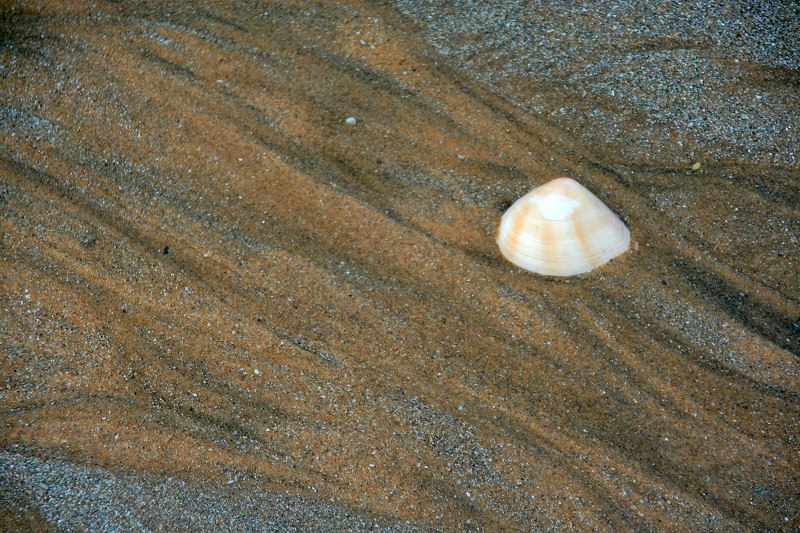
345, 117, 357, 125
691, 162, 702, 170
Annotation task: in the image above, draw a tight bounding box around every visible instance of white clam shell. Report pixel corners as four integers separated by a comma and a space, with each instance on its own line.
497, 177, 630, 276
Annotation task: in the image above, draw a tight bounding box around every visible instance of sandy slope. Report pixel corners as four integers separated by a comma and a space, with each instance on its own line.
1, 1, 798, 530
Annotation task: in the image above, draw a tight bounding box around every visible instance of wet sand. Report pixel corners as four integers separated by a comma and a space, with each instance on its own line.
1, 1, 798, 530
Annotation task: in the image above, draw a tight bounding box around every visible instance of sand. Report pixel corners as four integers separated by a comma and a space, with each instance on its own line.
1, 1, 798, 530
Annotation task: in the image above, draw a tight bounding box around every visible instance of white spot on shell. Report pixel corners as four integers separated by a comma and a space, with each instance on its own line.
527, 193, 580, 220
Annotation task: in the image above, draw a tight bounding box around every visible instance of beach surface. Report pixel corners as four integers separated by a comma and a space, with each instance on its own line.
1, 1, 798, 530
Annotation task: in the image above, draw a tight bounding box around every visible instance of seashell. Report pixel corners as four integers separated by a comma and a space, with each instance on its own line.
497, 177, 630, 276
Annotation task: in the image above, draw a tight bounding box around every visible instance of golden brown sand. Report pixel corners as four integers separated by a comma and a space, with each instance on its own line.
1, 1, 798, 530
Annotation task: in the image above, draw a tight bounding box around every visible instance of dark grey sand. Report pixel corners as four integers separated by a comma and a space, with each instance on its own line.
1, 452, 422, 531
396, 0, 800, 167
